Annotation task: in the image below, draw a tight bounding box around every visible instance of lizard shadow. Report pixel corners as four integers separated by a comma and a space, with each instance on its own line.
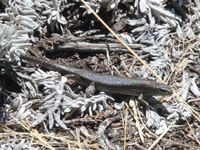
112, 94, 170, 117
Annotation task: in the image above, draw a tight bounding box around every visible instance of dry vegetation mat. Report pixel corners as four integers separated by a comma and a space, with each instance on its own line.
0, 0, 200, 149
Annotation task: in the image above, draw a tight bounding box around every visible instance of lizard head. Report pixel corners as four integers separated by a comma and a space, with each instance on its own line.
157, 84, 173, 96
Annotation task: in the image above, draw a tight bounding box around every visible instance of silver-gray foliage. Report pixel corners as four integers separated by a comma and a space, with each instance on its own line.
9, 68, 114, 130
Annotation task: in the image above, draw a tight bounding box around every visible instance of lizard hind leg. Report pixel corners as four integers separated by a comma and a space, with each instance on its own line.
85, 82, 96, 97
66, 74, 96, 97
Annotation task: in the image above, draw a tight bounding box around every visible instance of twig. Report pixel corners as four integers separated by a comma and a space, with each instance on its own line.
58, 42, 143, 52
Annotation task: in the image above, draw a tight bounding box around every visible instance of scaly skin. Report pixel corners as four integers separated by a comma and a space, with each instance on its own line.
20, 54, 172, 96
